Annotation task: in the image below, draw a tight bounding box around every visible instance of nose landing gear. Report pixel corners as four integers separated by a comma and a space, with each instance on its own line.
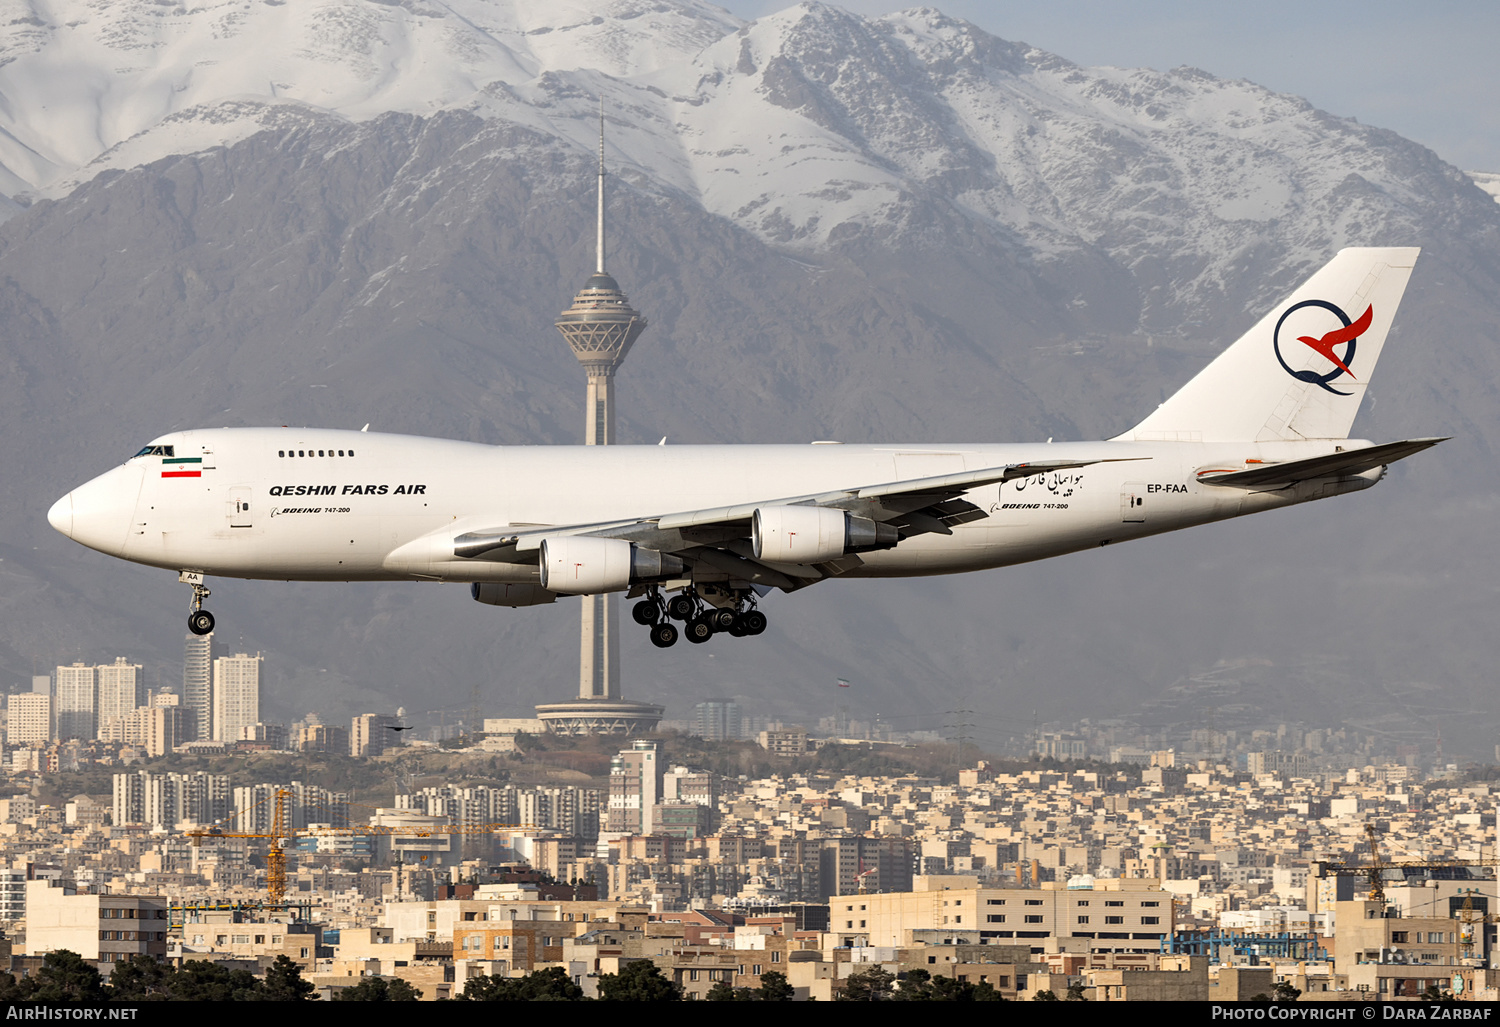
181, 571, 215, 636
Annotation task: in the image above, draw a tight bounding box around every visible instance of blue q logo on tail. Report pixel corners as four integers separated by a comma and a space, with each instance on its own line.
1272, 300, 1372, 396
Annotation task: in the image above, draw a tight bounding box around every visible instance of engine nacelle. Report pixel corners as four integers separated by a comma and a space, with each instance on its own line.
470, 582, 558, 607
538, 537, 685, 595
752, 505, 898, 563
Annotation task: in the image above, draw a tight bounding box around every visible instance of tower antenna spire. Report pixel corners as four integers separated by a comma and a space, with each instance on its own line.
596, 96, 606, 275
546, 94, 652, 732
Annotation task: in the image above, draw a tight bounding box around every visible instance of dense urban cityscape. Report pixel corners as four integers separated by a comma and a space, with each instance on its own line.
0, 638, 1496, 1002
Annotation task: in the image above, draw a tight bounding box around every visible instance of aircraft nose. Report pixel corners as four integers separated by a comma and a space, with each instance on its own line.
50, 464, 143, 555
47, 493, 72, 537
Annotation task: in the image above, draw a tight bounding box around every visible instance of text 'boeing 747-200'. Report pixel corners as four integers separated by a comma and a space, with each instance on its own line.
49, 248, 1443, 648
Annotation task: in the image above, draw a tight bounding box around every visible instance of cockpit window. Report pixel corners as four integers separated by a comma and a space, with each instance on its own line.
133, 445, 175, 458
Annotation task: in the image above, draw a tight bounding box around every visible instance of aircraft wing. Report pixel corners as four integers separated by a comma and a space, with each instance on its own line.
453, 457, 1137, 591
1196, 437, 1446, 490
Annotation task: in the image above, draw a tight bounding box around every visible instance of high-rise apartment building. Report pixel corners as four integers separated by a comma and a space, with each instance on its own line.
96, 657, 145, 739
693, 700, 742, 741
6, 692, 52, 745
350, 713, 401, 758
231, 781, 349, 833
212, 652, 261, 742
144, 706, 182, 758
397, 783, 602, 842
113, 770, 230, 829
296, 723, 348, 754
183, 632, 213, 741
606, 739, 661, 836
54, 663, 96, 741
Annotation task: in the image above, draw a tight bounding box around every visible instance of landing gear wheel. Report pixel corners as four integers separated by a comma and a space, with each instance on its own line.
188, 610, 215, 636
667, 595, 697, 621
685, 618, 714, 644
743, 610, 767, 635
650, 622, 679, 648
632, 600, 658, 626
728, 617, 749, 637
710, 608, 737, 631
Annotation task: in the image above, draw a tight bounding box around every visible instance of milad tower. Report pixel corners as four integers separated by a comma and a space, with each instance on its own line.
534, 109, 664, 737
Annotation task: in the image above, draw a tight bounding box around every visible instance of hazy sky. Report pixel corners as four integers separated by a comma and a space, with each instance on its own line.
718, 0, 1500, 172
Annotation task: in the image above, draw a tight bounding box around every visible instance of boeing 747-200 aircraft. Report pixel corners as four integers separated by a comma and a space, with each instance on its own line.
48, 247, 1442, 648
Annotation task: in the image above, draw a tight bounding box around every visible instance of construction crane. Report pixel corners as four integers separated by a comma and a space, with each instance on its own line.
187, 790, 530, 903
187, 788, 294, 902
1312, 824, 1500, 906
1365, 823, 1387, 901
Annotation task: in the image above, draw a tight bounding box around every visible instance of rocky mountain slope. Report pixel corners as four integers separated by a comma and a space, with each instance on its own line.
3, 1, 1498, 755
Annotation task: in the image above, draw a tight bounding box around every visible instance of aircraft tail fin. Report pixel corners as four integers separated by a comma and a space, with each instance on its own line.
1115, 247, 1419, 443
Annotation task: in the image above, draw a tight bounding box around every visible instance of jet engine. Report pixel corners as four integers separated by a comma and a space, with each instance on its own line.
538, 537, 685, 594
470, 583, 558, 607
752, 505, 899, 563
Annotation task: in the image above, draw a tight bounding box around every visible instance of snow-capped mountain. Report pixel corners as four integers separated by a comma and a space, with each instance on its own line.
4, 0, 1490, 327
4, 0, 1499, 754
0, 0, 736, 194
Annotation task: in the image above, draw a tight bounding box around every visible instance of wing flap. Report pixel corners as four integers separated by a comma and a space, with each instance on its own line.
452, 456, 1145, 588
651, 457, 1132, 532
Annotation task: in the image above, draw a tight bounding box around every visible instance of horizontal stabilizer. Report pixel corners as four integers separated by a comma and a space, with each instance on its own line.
1197, 437, 1447, 489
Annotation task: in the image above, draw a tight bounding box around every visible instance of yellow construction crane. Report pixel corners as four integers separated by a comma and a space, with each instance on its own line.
187, 789, 530, 903
187, 788, 295, 902
1365, 823, 1387, 902
1312, 824, 1500, 907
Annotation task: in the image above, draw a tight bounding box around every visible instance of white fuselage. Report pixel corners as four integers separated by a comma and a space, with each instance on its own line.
48, 427, 1382, 587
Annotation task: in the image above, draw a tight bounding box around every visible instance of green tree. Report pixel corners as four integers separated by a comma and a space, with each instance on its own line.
166, 960, 265, 1002
24, 951, 108, 1003
895, 968, 935, 1001
1065, 983, 1090, 1001
928, 975, 982, 1001
596, 960, 681, 1001
106, 955, 173, 1001
895, 970, 999, 1002
894, 965, 930, 995
971, 981, 1004, 1002
334, 976, 422, 1001
1274, 981, 1302, 1002
838, 966, 896, 1001
459, 967, 584, 1001
757, 970, 794, 1002
262, 955, 317, 1001
1033, 989, 1059, 1001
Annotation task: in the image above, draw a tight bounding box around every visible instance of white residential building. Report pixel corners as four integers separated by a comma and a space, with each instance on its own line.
95, 657, 145, 739
54, 662, 96, 741
183, 632, 213, 741
6, 692, 52, 745
212, 652, 261, 743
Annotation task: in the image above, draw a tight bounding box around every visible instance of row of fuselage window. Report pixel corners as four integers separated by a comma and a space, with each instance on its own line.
279, 449, 355, 458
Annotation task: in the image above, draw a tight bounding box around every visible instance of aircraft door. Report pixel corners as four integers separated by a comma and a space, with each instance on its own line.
228, 486, 253, 528
1121, 483, 1147, 523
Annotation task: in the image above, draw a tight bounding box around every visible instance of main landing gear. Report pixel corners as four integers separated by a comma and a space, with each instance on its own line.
632, 586, 767, 649
181, 572, 215, 636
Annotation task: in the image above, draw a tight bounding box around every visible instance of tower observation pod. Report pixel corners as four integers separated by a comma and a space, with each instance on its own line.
536, 102, 663, 737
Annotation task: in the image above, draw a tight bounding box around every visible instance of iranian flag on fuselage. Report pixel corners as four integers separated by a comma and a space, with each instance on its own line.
161, 457, 202, 478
